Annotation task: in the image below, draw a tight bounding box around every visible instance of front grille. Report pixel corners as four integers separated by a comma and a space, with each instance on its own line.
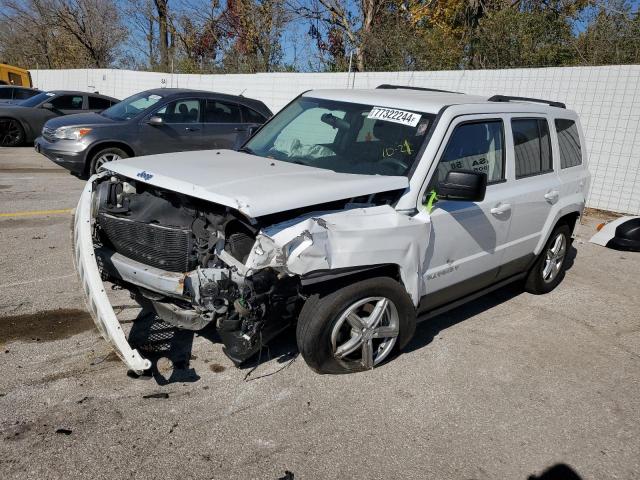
98, 213, 197, 272
42, 127, 56, 142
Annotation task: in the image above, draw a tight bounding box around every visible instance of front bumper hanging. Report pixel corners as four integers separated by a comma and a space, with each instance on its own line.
73, 180, 152, 373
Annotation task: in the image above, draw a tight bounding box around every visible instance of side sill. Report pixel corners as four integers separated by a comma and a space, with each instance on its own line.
417, 272, 526, 322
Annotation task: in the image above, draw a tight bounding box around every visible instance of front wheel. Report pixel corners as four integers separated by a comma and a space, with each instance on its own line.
89, 147, 129, 175
525, 224, 571, 294
296, 277, 416, 374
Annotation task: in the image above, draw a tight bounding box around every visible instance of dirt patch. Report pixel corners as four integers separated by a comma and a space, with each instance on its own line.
0, 215, 71, 229
583, 207, 624, 221
0, 309, 94, 344
209, 363, 226, 373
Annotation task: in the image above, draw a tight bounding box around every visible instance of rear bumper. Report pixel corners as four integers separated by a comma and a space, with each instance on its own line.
73, 180, 152, 373
35, 137, 87, 174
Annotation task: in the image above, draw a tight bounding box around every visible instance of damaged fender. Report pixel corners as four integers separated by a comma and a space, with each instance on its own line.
245, 205, 431, 305
73, 178, 152, 373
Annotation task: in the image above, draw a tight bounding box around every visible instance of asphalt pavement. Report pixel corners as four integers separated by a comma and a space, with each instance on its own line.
0, 147, 638, 480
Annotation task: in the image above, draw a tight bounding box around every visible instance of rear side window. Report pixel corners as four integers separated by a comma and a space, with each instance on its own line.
436, 120, 505, 184
555, 119, 582, 168
512, 118, 552, 178
51, 95, 84, 110
0, 88, 11, 99
205, 100, 242, 123
241, 105, 267, 124
88, 96, 113, 110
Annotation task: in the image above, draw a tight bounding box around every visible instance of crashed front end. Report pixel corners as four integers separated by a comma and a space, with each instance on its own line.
74, 174, 429, 372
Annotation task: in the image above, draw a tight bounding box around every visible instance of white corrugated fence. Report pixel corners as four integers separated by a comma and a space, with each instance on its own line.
31, 65, 640, 214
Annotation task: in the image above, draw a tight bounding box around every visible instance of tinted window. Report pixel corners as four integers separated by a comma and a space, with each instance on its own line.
512, 118, 552, 178
241, 105, 266, 124
14, 88, 37, 100
51, 95, 84, 110
0, 88, 11, 99
436, 120, 505, 184
18, 91, 52, 107
555, 119, 582, 169
155, 99, 200, 123
88, 96, 112, 110
204, 100, 242, 123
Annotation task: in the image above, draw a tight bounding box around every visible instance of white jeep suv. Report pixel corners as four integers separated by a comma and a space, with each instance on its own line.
74, 86, 590, 374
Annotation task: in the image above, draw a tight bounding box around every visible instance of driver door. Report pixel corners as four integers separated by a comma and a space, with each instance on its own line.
417, 114, 513, 312
138, 98, 203, 155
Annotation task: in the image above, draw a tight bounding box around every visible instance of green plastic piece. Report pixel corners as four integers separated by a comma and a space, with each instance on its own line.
424, 190, 438, 213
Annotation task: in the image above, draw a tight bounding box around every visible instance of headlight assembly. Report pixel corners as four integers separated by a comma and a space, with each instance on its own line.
53, 126, 92, 140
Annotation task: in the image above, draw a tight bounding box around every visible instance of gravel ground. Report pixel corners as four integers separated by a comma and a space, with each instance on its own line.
0, 147, 638, 480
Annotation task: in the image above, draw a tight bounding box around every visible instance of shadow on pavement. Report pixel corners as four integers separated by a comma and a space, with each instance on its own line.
528, 463, 583, 479
125, 245, 579, 382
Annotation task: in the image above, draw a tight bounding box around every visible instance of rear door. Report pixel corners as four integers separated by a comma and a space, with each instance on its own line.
496, 115, 561, 279
417, 114, 512, 312
138, 97, 203, 155
201, 99, 245, 150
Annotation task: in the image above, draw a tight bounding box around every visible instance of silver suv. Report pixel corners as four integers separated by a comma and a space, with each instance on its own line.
74, 86, 590, 375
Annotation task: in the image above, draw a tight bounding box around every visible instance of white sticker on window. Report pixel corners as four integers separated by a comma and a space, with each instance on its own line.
367, 107, 421, 127
148, 94, 161, 100
46, 92, 55, 96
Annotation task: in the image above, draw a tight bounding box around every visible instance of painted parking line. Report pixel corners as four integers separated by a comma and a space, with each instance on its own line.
0, 208, 74, 218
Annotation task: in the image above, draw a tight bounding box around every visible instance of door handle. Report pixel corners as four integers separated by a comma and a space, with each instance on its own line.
490, 203, 511, 215
185, 127, 200, 132
234, 127, 248, 132
544, 190, 560, 203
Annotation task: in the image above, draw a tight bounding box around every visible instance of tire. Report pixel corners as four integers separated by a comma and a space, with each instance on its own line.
89, 147, 129, 175
296, 276, 416, 374
0, 118, 25, 147
524, 224, 571, 295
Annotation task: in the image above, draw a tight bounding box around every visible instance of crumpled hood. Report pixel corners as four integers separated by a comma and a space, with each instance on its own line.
45, 112, 118, 129
102, 149, 409, 218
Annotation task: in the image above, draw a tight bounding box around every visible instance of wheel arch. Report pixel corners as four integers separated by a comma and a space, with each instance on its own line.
84, 141, 135, 174
534, 208, 582, 255
300, 263, 403, 297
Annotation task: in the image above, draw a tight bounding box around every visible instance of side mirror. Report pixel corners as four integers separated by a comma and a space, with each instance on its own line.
437, 170, 487, 202
147, 116, 163, 126
42, 102, 54, 110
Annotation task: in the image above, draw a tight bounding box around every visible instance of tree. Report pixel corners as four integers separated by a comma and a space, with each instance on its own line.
0, 0, 126, 68
574, 1, 640, 65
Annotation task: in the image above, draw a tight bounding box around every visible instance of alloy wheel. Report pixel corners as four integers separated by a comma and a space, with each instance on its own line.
330, 296, 400, 369
95, 152, 121, 170
1, 120, 23, 146
542, 233, 567, 283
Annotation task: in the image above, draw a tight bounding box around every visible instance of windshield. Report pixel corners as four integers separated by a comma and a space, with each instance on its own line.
101, 91, 164, 121
18, 91, 54, 107
244, 97, 434, 176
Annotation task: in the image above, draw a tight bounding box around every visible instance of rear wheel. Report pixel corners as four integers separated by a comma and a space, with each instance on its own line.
0, 119, 25, 147
296, 277, 416, 374
525, 224, 571, 294
89, 147, 128, 175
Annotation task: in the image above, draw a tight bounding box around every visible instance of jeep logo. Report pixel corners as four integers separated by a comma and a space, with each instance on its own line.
136, 171, 153, 181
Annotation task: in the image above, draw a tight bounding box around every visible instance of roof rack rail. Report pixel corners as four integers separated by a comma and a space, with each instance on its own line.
376, 84, 462, 94
487, 95, 565, 109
